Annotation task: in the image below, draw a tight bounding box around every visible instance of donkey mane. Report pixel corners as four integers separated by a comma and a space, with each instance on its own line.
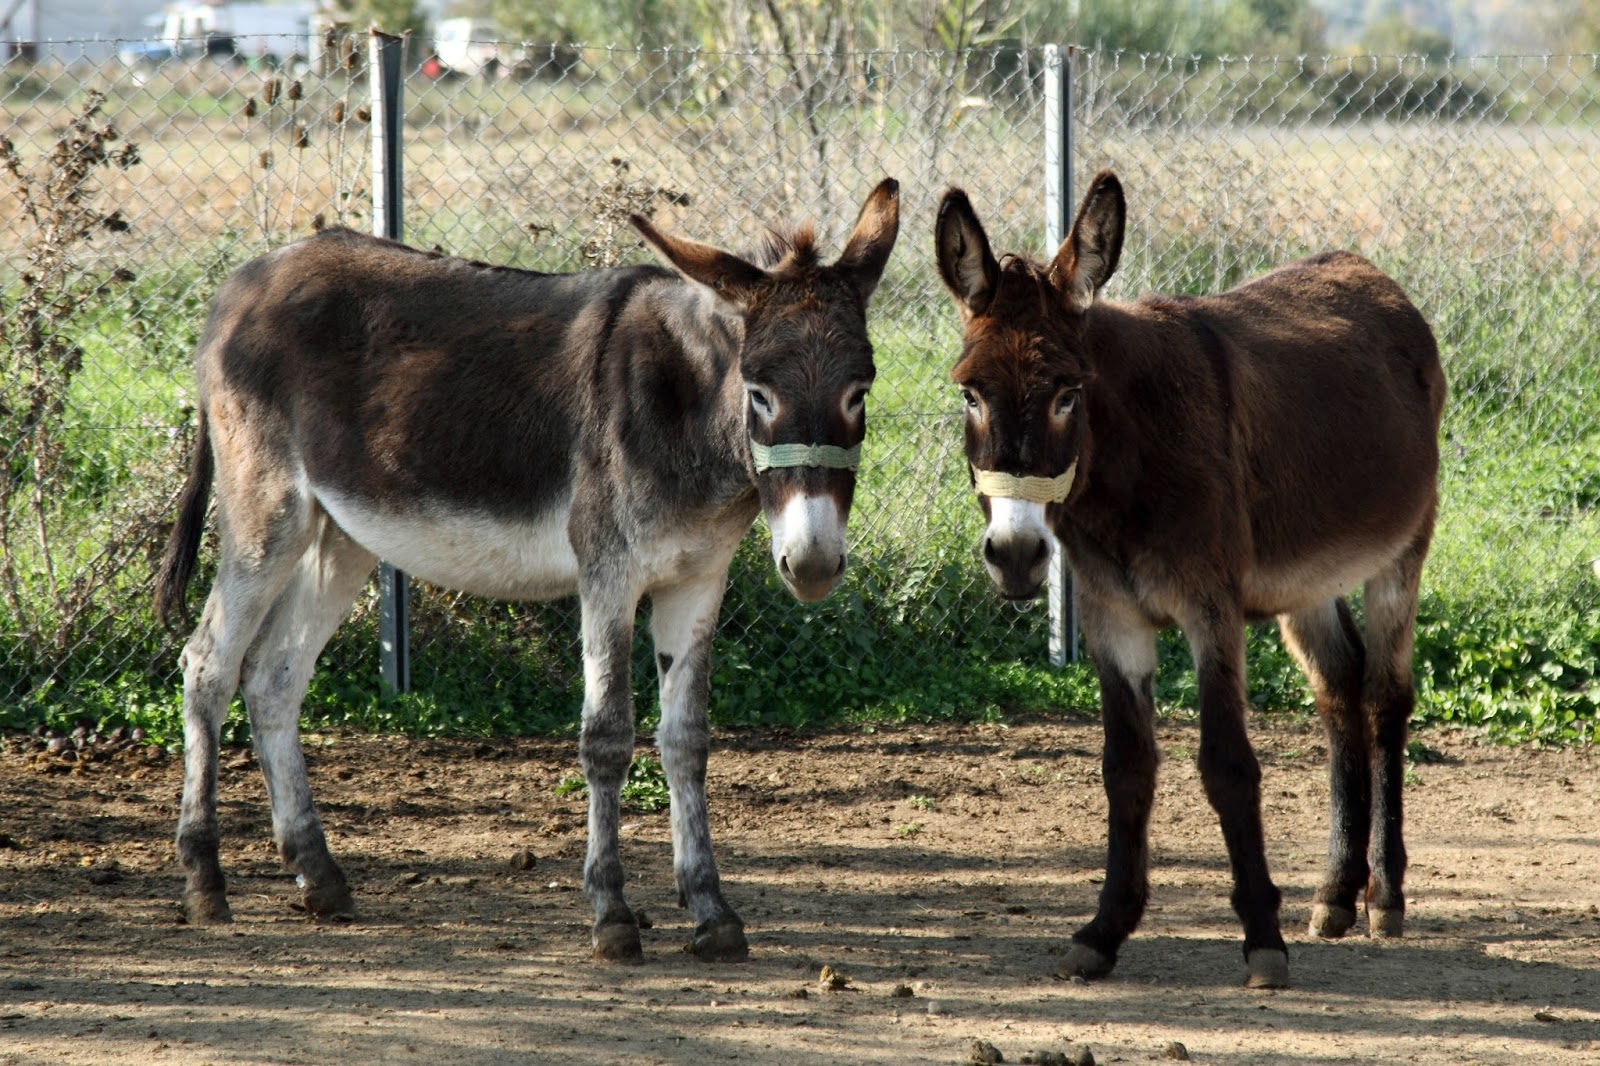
309, 224, 560, 280
755, 222, 819, 271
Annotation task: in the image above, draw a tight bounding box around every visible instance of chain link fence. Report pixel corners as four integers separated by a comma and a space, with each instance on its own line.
2, 39, 1597, 727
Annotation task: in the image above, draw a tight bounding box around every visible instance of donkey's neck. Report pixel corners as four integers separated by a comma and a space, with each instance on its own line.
601, 276, 757, 511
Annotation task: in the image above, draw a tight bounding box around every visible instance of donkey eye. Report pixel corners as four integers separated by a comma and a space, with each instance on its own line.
747, 387, 774, 415
846, 387, 869, 414
960, 388, 979, 410
1054, 393, 1077, 417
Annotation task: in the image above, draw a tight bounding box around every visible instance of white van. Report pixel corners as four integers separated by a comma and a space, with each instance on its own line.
434, 17, 501, 77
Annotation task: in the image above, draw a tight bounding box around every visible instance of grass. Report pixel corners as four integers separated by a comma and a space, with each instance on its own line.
3, 57, 1599, 748
3, 227, 1598, 748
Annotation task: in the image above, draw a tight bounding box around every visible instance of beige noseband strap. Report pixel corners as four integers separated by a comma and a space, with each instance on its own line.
972, 462, 1077, 504
750, 439, 862, 474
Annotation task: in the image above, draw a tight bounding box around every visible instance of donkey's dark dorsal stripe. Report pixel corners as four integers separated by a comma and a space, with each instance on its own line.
936, 172, 1444, 989
156, 180, 899, 963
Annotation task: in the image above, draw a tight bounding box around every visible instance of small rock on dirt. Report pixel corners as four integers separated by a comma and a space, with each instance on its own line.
818, 965, 849, 992
787, 987, 809, 1000
1020, 1052, 1069, 1065
508, 848, 537, 871
87, 865, 122, 886
969, 1039, 1004, 1064
1070, 1048, 1094, 1066
890, 983, 914, 998
1163, 1041, 1190, 1060
926, 999, 947, 1015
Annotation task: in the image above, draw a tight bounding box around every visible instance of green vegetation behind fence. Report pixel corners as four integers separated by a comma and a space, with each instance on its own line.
2, 44, 1597, 746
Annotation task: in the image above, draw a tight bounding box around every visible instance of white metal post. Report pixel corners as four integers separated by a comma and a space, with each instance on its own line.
1043, 43, 1080, 666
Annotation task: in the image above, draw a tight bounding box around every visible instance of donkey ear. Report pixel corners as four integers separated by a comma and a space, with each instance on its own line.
630, 214, 770, 308
935, 188, 1000, 318
833, 177, 900, 306
1048, 170, 1124, 313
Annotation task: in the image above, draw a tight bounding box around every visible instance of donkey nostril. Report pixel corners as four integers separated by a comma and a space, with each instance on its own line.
983, 537, 999, 565
779, 556, 794, 581
832, 555, 845, 578
1031, 538, 1049, 566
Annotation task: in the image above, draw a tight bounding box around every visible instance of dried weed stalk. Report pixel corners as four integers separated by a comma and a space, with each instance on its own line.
0, 90, 170, 658
244, 31, 368, 242
579, 157, 690, 268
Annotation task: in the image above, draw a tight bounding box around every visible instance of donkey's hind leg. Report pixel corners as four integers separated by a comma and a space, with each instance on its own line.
652, 575, 747, 962
239, 513, 376, 919
1361, 529, 1432, 939
176, 498, 313, 924
1279, 598, 1368, 939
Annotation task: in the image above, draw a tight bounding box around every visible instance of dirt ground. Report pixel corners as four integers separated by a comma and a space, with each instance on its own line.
1, 715, 1597, 1066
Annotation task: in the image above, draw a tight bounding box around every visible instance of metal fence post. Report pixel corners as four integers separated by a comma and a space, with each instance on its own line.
370, 29, 411, 693
1043, 43, 1080, 667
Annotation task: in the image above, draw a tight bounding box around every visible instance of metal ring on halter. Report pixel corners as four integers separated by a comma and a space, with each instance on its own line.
750, 439, 862, 474
972, 461, 1076, 503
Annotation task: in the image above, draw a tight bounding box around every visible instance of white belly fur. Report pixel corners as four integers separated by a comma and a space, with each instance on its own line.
316, 486, 580, 601
1242, 541, 1403, 617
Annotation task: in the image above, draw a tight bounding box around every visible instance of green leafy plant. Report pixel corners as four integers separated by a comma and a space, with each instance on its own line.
555, 755, 672, 813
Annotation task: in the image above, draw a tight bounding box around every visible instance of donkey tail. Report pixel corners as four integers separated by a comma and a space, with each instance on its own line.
154, 407, 213, 630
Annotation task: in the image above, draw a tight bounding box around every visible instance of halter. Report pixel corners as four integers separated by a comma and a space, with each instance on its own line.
972, 461, 1077, 504
750, 439, 862, 474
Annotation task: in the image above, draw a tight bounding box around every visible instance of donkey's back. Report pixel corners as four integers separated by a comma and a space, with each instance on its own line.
1098, 249, 1445, 618
195, 226, 637, 490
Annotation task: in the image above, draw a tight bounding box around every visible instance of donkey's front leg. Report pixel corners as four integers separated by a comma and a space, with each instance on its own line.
1062, 597, 1159, 981
1187, 605, 1288, 988
578, 575, 644, 963
652, 576, 747, 962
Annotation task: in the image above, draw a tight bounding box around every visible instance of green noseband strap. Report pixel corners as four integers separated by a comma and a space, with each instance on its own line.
972, 462, 1077, 504
750, 439, 862, 474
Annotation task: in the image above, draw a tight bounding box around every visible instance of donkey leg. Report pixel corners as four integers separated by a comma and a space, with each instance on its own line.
176, 527, 312, 925
1280, 599, 1369, 939
240, 516, 376, 919
652, 575, 746, 961
1362, 533, 1430, 939
1061, 596, 1158, 981
578, 575, 644, 963
1187, 607, 1288, 988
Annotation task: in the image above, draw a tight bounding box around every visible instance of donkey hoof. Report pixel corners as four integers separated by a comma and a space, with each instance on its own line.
1309, 902, 1357, 939
300, 881, 355, 921
1368, 907, 1404, 938
689, 916, 749, 962
592, 921, 644, 964
1056, 942, 1114, 980
183, 890, 232, 926
1244, 948, 1290, 989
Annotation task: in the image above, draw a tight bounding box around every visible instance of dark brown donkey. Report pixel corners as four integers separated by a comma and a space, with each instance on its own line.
154, 180, 900, 962
935, 172, 1445, 988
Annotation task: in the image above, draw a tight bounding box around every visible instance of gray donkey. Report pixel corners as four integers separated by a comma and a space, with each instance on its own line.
155, 179, 900, 963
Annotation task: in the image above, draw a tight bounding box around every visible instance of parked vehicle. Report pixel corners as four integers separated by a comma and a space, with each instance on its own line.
160, 2, 315, 65
433, 17, 500, 77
